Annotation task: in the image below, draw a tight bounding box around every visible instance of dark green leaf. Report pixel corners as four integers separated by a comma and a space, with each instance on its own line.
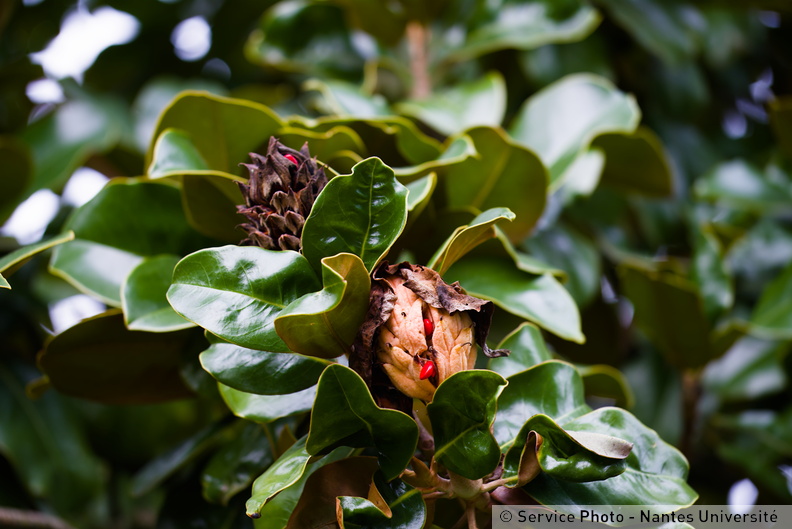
694, 160, 792, 213
595, 0, 700, 65
21, 96, 127, 197
592, 128, 674, 197
168, 246, 320, 351
219, 384, 316, 423
577, 364, 634, 409
131, 420, 229, 496
443, 0, 601, 62
50, 180, 211, 305
147, 91, 282, 174
147, 128, 214, 179
618, 263, 714, 368
488, 322, 553, 378
200, 342, 329, 395
38, 311, 196, 404
122, 255, 193, 332
202, 422, 273, 506
0, 364, 104, 520
397, 72, 506, 136
509, 74, 639, 185
304, 79, 391, 118
246, 1, 365, 78
0, 137, 31, 223
427, 370, 507, 479
306, 365, 418, 480
690, 223, 733, 322
702, 336, 789, 401
0, 231, 74, 289
338, 473, 425, 529
443, 127, 547, 241
301, 157, 408, 272
181, 174, 245, 243
275, 253, 370, 358
445, 257, 584, 343
770, 96, 792, 159
249, 444, 356, 523
428, 207, 515, 275
523, 223, 601, 307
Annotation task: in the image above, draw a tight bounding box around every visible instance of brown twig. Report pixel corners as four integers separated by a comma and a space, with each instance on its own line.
0, 508, 75, 529
406, 21, 431, 99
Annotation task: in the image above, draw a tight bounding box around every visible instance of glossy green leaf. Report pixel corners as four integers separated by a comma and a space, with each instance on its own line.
394, 135, 477, 183
397, 72, 506, 136
494, 361, 589, 447
406, 173, 436, 214
445, 257, 584, 343
50, 180, 211, 305
0, 231, 74, 289
147, 91, 282, 174
131, 420, 229, 496
202, 422, 273, 506
306, 365, 418, 480
446, 0, 600, 62
488, 322, 553, 378
168, 246, 320, 351
275, 253, 370, 358
0, 137, 31, 223
338, 473, 425, 529
592, 128, 674, 197
249, 443, 355, 523
0, 364, 104, 520
523, 223, 601, 307
690, 223, 733, 322
246, 1, 364, 77
523, 407, 697, 513
200, 342, 329, 395
247, 436, 311, 517
219, 384, 317, 423
38, 311, 196, 404
502, 413, 630, 486
428, 207, 515, 275
509, 74, 639, 184
122, 255, 193, 332
428, 370, 507, 479
304, 79, 391, 118
618, 263, 714, 368
702, 336, 789, 401
694, 160, 792, 213
147, 128, 214, 179
750, 262, 792, 339
301, 157, 408, 272
443, 127, 547, 241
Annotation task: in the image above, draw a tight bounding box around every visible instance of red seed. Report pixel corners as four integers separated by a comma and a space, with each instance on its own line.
423, 318, 434, 337
283, 154, 298, 165
419, 360, 436, 380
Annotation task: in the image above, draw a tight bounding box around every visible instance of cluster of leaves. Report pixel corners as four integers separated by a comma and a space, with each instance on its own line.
1, 0, 791, 528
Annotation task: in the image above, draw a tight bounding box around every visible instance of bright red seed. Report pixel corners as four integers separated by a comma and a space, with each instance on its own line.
419, 360, 436, 380
423, 318, 434, 337
283, 154, 298, 165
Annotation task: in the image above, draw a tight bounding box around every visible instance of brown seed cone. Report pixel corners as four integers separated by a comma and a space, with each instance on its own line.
236, 137, 327, 251
350, 262, 509, 411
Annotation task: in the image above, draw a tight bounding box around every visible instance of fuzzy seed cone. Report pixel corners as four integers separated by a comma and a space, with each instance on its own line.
236, 137, 327, 251
351, 262, 509, 410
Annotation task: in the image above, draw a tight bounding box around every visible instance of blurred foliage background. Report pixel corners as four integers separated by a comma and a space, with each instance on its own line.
1, 0, 792, 527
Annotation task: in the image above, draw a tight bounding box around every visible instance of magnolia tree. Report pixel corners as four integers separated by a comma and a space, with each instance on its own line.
1, 1, 791, 528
